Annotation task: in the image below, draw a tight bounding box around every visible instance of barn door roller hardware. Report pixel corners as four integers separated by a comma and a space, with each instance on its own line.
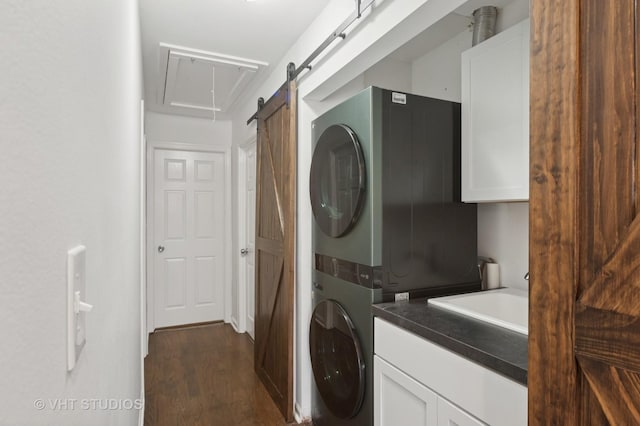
247, 0, 370, 125
250, 63, 295, 129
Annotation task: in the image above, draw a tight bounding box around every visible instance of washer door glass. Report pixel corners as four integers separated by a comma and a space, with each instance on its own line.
309, 299, 365, 419
310, 124, 366, 238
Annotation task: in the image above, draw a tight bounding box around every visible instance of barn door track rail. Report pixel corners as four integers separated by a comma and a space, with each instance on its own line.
247, 0, 371, 125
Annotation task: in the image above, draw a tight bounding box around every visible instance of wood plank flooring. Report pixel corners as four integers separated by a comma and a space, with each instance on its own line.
144, 323, 296, 426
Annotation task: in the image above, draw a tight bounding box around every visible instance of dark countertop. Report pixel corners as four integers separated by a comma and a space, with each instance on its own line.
372, 297, 528, 386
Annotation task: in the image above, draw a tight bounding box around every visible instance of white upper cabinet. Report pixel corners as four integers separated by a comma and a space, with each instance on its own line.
461, 19, 530, 202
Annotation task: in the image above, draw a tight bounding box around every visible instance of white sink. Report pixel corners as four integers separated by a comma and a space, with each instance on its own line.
428, 288, 528, 335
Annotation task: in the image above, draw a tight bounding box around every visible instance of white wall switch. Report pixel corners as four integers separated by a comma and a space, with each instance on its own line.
67, 245, 92, 371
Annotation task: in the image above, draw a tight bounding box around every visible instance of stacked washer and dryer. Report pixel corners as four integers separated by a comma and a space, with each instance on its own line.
308, 87, 480, 426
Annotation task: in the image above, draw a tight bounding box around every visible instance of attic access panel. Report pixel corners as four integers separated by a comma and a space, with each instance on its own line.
158, 43, 268, 116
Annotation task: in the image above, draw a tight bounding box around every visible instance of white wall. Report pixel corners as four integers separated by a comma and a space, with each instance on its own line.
0, 1, 143, 424
495, 0, 530, 33
477, 203, 529, 289
412, 29, 470, 101
364, 59, 412, 93
145, 111, 232, 147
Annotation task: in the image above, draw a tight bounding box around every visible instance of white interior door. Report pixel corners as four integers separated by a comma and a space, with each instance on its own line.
153, 148, 226, 328
244, 142, 256, 339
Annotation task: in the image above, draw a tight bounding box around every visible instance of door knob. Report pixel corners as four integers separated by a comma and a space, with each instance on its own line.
158, 245, 165, 253
240, 248, 248, 255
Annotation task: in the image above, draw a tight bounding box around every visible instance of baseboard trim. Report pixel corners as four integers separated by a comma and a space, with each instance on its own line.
230, 317, 240, 333
154, 320, 223, 332
294, 402, 311, 424
139, 324, 146, 426
138, 392, 145, 426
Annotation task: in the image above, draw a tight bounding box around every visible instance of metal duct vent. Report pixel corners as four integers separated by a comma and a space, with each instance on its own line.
472, 6, 498, 46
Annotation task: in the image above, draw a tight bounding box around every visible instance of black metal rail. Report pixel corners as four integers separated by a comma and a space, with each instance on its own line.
247, 0, 369, 125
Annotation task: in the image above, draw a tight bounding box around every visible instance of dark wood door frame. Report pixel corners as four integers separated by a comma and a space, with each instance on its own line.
530, 0, 640, 423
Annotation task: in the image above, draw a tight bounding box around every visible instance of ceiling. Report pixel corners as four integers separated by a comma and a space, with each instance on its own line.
387, 0, 520, 63
139, 0, 328, 120
139, 0, 523, 120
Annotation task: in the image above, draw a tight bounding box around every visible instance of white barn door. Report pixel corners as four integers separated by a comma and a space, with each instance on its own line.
153, 148, 226, 328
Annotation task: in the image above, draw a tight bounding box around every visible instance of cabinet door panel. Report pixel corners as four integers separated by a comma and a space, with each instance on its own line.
374, 355, 438, 426
461, 19, 530, 202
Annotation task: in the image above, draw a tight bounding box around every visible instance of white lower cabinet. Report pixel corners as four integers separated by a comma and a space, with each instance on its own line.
374, 318, 527, 426
374, 355, 485, 426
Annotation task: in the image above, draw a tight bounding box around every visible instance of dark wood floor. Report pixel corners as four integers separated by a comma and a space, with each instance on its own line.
144, 323, 292, 426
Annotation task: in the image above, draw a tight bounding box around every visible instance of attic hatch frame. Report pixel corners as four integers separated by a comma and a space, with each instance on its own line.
158, 43, 268, 117
246, 0, 369, 125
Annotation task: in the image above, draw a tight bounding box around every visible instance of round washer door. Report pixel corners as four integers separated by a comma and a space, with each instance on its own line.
309, 299, 365, 419
310, 124, 366, 238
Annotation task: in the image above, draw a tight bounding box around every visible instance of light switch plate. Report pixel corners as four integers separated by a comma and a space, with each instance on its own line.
67, 245, 87, 371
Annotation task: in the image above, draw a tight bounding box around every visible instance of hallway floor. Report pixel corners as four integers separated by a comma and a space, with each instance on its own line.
144, 323, 293, 426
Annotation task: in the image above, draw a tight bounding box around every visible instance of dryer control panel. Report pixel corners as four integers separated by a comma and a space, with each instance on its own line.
315, 253, 382, 289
